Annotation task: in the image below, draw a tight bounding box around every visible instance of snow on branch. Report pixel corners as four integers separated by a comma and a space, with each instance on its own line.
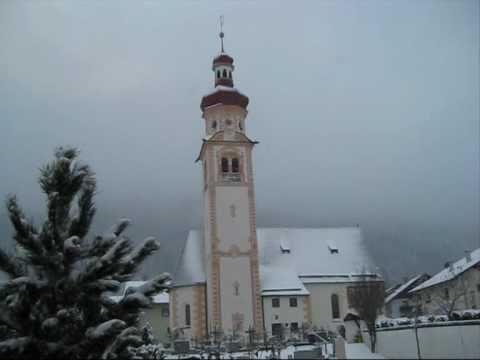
86, 319, 126, 340
0, 337, 31, 356
120, 237, 159, 273
136, 273, 171, 296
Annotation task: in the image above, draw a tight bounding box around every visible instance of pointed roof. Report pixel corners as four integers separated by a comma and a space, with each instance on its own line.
172, 230, 205, 287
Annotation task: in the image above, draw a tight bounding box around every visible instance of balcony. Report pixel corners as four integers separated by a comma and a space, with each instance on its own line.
222, 172, 241, 182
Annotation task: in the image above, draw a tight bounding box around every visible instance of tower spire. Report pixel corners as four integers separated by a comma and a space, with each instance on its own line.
219, 15, 225, 53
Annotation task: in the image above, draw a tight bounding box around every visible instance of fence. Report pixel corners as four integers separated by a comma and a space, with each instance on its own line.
366, 320, 480, 359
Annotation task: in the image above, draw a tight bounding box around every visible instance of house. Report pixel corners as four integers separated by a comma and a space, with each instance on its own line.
409, 247, 480, 316
384, 273, 430, 318
111, 281, 170, 344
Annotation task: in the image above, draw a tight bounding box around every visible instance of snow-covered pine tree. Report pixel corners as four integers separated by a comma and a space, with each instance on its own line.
0, 147, 170, 359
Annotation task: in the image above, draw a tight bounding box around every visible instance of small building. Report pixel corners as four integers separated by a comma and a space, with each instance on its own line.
409, 247, 480, 316
111, 281, 170, 344
384, 273, 430, 318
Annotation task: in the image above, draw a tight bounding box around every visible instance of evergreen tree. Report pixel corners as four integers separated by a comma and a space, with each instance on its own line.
0, 147, 170, 359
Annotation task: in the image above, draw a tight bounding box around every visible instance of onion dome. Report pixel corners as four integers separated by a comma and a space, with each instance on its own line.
200, 86, 249, 111
213, 53, 234, 68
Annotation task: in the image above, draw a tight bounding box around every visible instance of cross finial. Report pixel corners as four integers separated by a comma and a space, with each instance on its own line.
219, 15, 225, 52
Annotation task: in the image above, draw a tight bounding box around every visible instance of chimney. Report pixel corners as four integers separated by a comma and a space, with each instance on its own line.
465, 250, 472, 263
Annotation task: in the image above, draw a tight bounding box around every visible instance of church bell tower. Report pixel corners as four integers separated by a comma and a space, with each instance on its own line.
196, 26, 263, 337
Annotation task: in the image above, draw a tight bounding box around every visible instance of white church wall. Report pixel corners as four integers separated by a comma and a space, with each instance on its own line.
169, 285, 205, 340
219, 256, 254, 335
304, 283, 351, 333
262, 295, 307, 337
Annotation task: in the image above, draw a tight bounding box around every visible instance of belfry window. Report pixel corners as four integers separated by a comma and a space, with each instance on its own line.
221, 158, 229, 173
232, 158, 239, 173
223, 69, 227, 77
229, 71, 232, 79
217, 70, 220, 78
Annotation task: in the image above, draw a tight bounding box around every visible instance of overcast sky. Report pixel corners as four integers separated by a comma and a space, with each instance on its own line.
0, 0, 478, 283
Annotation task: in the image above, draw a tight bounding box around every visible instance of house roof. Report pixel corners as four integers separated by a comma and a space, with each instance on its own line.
410, 247, 480, 293
384, 274, 429, 304
172, 227, 381, 291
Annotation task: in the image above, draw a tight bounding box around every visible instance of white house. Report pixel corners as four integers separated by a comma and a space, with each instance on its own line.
168, 30, 383, 343
385, 273, 430, 318
409, 247, 480, 316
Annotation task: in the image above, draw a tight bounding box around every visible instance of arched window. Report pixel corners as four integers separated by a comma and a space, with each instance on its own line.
331, 294, 340, 319
217, 70, 220, 78
221, 157, 229, 173
212, 120, 217, 129
232, 158, 239, 173
223, 69, 227, 77
229, 71, 232, 79
185, 304, 191, 326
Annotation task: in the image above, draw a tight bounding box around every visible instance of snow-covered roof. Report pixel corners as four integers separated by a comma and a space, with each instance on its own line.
384, 274, 428, 304
257, 227, 378, 279
110, 281, 169, 304
202, 85, 246, 98
172, 227, 380, 290
172, 230, 205, 287
410, 247, 480, 293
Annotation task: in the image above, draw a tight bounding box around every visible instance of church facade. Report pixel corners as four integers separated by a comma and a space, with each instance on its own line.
169, 36, 383, 342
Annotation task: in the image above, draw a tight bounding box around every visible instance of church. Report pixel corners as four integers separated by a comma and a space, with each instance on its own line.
168, 31, 382, 342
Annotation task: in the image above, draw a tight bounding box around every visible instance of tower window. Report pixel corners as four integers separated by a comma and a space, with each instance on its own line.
223, 69, 227, 78
221, 158, 229, 173
331, 294, 340, 319
232, 158, 239, 173
217, 70, 220, 78
233, 281, 240, 296
212, 120, 217, 129
239, 121, 243, 130
229, 71, 232, 79
185, 304, 191, 326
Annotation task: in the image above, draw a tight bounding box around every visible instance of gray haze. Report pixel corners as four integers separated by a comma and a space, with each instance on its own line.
0, 1, 478, 284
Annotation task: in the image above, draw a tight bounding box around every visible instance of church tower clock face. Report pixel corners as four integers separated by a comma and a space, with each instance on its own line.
196, 28, 263, 337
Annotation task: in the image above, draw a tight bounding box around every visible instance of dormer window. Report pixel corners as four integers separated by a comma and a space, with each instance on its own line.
280, 241, 291, 254
327, 241, 339, 254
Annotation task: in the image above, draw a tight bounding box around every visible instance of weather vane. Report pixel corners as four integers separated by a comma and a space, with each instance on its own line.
219, 15, 225, 52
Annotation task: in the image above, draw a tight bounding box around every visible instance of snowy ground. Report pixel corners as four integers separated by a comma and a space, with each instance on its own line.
345, 343, 386, 359
164, 343, 334, 359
